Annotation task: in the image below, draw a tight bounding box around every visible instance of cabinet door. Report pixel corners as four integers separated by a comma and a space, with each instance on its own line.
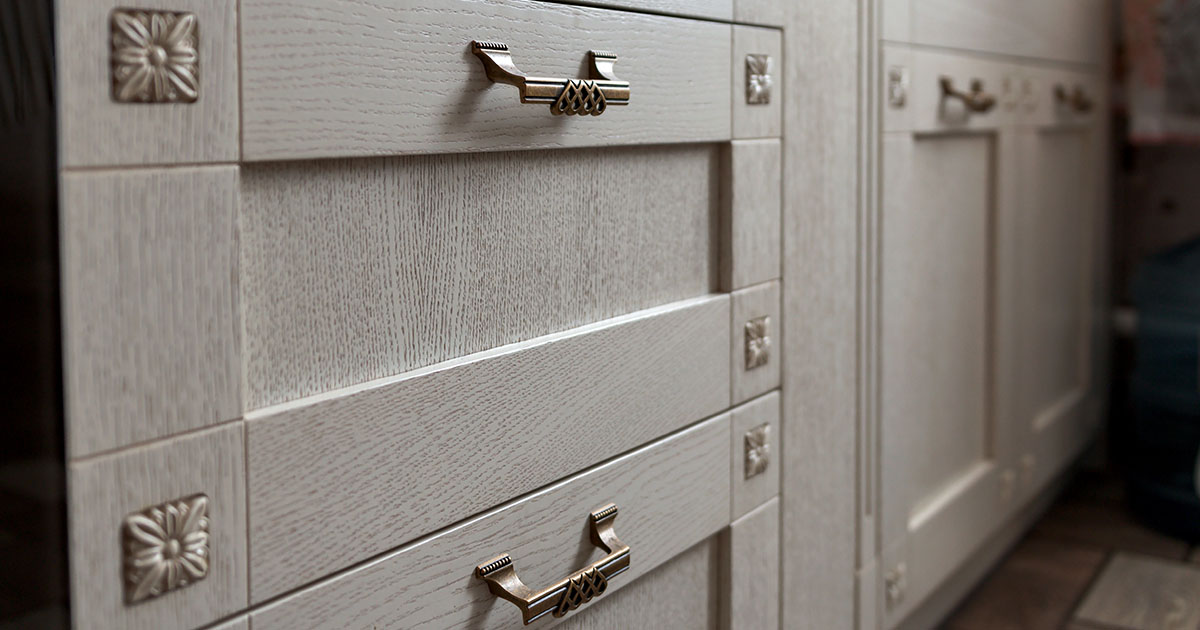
878, 126, 1014, 625
1006, 72, 1102, 497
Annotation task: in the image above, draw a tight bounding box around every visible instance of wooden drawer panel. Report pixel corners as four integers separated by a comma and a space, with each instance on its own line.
241, 145, 719, 409
249, 413, 731, 629
240, 0, 731, 161
903, 0, 1106, 65
569, 0, 731, 21
246, 295, 730, 601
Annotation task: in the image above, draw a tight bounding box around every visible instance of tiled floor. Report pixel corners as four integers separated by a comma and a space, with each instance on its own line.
940, 471, 1200, 630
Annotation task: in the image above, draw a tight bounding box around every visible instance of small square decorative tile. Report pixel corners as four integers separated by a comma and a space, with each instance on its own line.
744, 316, 770, 370
122, 494, 210, 604
743, 423, 770, 479
1074, 552, 1200, 630
110, 8, 199, 103
745, 54, 771, 105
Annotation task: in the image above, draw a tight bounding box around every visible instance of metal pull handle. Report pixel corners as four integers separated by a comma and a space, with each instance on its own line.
471, 41, 631, 116
940, 76, 996, 113
475, 503, 631, 624
1054, 84, 1093, 113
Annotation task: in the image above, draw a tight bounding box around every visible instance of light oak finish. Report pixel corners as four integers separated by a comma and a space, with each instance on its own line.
240, 0, 732, 160
779, 1, 859, 628
895, 0, 1108, 65
246, 295, 731, 601
57, 0, 238, 167
61, 167, 240, 458
558, 0, 731, 21
878, 125, 1009, 626
249, 414, 732, 629
731, 391, 781, 520
732, 25, 783, 140
721, 139, 782, 292
68, 423, 247, 630
730, 281, 782, 405
1075, 553, 1200, 630
723, 498, 781, 630
558, 537, 722, 630
733, 0, 784, 27
207, 616, 249, 630
240, 146, 719, 409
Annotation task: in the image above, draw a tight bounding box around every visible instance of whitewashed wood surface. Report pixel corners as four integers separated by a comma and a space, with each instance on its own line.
249, 414, 731, 629
68, 424, 247, 630
246, 295, 730, 601
779, 3, 859, 627
240, 0, 731, 160
240, 145, 719, 408
61, 167, 241, 457
724, 498, 780, 630
722, 139, 782, 291
57, 0, 239, 167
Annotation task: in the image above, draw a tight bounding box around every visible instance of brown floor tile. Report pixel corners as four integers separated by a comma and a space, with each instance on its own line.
1188, 547, 1200, 564
1074, 553, 1200, 630
1029, 497, 1190, 560
939, 538, 1107, 630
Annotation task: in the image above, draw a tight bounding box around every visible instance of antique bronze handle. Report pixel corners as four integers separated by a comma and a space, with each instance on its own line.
1054, 84, 1093, 113
471, 41, 630, 116
939, 77, 996, 113
475, 503, 631, 624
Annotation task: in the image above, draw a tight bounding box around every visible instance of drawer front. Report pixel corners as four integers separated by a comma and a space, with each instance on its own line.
240, 0, 732, 160
246, 295, 731, 601
901, 0, 1107, 65
250, 413, 732, 629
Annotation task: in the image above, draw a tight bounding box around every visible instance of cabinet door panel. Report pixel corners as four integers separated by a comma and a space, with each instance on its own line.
1018, 128, 1090, 428
879, 130, 1006, 624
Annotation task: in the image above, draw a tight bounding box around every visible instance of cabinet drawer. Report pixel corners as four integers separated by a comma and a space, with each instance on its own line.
241, 0, 732, 160
250, 412, 731, 629
898, 0, 1107, 65
245, 295, 731, 601
884, 46, 1012, 134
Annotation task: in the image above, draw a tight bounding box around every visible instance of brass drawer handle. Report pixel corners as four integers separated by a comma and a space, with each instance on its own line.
939, 76, 996, 113
1054, 84, 1094, 113
475, 503, 631, 624
471, 41, 630, 116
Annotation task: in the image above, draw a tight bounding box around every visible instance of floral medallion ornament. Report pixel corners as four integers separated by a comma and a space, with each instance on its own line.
745, 54, 772, 105
744, 315, 770, 370
110, 9, 199, 103
744, 423, 770, 479
122, 494, 210, 604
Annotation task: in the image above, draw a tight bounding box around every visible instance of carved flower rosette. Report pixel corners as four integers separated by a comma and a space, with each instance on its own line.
122, 494, 210, 603
110, 9, 199, 103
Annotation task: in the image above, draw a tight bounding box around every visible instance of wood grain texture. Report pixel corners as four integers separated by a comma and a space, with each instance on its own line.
205, 616, 249, 630
61, 167, 240, 458
880, 133, 991, 509
57, 0, 238, 167
780, 1, 858, 628
246, 295, 731, 601
240, 146, 719, 408
730, 280, 781, 405
1075, 553, 1200, 630
733, 0, 784, 27
249, 414, 732, 629
721, 139, 782, 291
731, 391, 781, 521
732, 25, 783, 140
723, 498, 780, 630
240, 0, 731, 160
558, 536, 721, 630
551, 0, 730, 21
68, 423, 247, 630
908, 0, 1107, 65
